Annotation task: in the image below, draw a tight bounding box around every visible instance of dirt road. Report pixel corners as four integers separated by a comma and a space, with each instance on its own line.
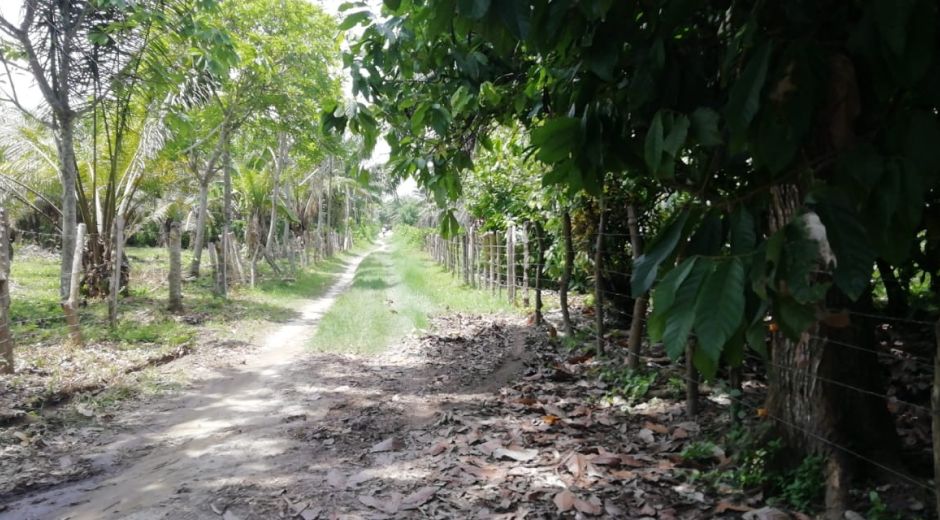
2, 245, 378, 519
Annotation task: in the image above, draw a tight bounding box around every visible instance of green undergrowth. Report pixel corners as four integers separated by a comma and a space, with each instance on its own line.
310, 233, 512, 354
7, 243, 367, 354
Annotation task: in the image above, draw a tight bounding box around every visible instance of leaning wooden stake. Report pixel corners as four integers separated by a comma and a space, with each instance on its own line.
108, 216, 124, 328
496, 232, 503, 298
62, 223, 85, 344
207, 241, 220, 296
507, 224, 515, 305
0, 208, 13, 374
522, 224, 530, 307
933, 319, 940, 519
686, 340, 700, 417
462, 233, 470, 285
168, 222, 183, 312
594, 195, 606, 356
489, 233, 496, 295
626, 204, 648, 369
533, 222, 544, 325
560, 210, 574, 336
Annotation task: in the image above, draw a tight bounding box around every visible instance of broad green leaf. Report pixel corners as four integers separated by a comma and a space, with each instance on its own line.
440, 210, 461, 238
648, 257, 698, 342
493, 0, 530, 40
531, 117, 581, 163
813, 197, 874, 301
691, 107, 722, 146
692, 258, 746, 366
775, 296, 816, 341
693, 345, 719, 380
663, 258, 713, 359
644, 111, 665, 176
631, 209, 690, 296
729, 207, 756, 254
339, 9, 371, 30
458, 0, 491, 20
724, 41, 773, 147
745, 314, 769, 357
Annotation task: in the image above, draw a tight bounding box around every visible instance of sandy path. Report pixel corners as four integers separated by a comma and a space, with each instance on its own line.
1, 244, 378, 520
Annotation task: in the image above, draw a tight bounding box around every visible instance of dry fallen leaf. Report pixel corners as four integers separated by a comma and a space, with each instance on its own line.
493, 447, 538, 462
358, 493, 402, 514
553, 490, 575, 512
714, 499, 753, 514
345, 470, 373, 488
401, 486, 437, 510
326, 469, 346, 489
574, 496, 603, 516
642, 421, 669, 434
370, 436, 403, 453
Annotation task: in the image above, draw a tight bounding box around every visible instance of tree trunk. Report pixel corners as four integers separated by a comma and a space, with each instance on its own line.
344, 186, 352, 250
0, 208, 12, 374
63, 223, 85, 345
933, 320, 940, 520
108, 216, 124, 327
766, 186, 901, 519
560, 210, 574, 336
220, 145, 233, 298
188, 180, 210, 278
168, 222, 183, 312
594, 195, 606, 356
56, 119, 79, 300
627, 204, 647, 370
522, 224, 530, 307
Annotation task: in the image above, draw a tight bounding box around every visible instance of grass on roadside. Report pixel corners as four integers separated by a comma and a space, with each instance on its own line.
2, 241, 370, 416
311, 233, 512, 354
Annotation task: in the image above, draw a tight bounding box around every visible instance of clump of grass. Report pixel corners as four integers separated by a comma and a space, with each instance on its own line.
311, 234, 511, 354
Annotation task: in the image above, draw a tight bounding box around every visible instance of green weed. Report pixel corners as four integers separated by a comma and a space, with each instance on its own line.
311, 233, 511, 354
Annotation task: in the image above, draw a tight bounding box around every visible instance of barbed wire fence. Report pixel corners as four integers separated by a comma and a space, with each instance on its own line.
421, 221, 940, 513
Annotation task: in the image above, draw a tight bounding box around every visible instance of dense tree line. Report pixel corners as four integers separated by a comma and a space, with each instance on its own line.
0, 0, 379, 297
333, 0, 940, 516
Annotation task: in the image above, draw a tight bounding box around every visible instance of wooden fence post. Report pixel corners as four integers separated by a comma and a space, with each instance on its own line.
522, 223, 530, 307
467, 226, 476, 287
108, 216, 124, 328
168, 222, 183, 312
594, 195, 606, 356
63, 223, 85, 344
496, 231, 503, 298
533, 222, 544, 325
462, 233, 470, 285
507, 224, 515, 305
489, 233, 496, 295
0, 208, 12, 374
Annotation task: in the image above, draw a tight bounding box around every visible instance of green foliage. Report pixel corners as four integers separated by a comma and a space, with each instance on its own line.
598, 368, 657, 404
681, 441, 720, 463
767, 455, 825, 512
866, 491, 905, 520
335, 0, 940, 375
